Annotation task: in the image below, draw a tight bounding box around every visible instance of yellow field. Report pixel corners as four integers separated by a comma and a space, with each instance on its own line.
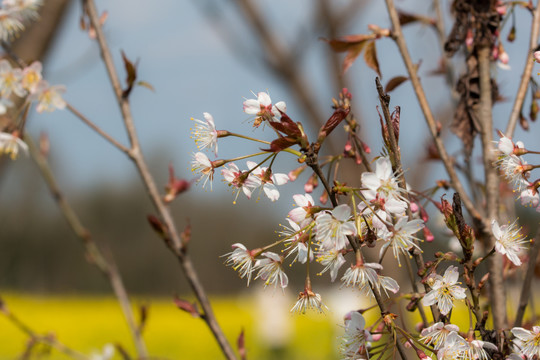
0, 292, 338, 360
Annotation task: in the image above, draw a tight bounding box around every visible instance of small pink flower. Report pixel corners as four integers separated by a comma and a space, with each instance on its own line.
534, 51, 540, 63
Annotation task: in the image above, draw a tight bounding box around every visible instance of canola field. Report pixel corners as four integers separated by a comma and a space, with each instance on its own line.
0, 293, 339, 360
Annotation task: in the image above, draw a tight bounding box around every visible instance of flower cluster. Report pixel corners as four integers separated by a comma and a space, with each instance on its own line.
0, 0, 42, 41
0, 60, 66, 115
495, 134, 540, 212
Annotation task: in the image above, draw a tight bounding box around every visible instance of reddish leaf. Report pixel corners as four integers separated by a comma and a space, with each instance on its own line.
237, 328, 246, 360
173, 296, 200, 318
398, 10, 436, 26
363, 41, 381, 78
121, 50, 138, 98
322, 34, 373, 52
138, 303, 149, 334
342, 42, 366, 73
385, 76, 409, 92
318, 108, 350, 142
263, 136, 299, 152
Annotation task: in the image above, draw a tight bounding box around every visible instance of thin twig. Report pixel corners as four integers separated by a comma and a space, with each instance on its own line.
83, 1, 236, 358
1, 305, 89, 360
477, 46, 506, 332
66, 103, 130, 154
24, 135, 148, 358
514, 230, 540, 327
383, 0, 483, 224
505, 3, 540, 137
374, 78, 438, 325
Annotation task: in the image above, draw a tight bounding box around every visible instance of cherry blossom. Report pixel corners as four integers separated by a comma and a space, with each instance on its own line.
315, 204, 356, 250
0, 59, 25, 97
223, 243, 255, 286
420, 322, 460, 350
21, 60, 42, 93
191, 112, 218, 157
221, 162, 259, 203
0, 131, 27, 160
290, 289, 327, 314
190, 152, 215, 190
253, 252, 288, 289
340, 312, 372, 360
243, 91, 286, 127
30, 80, 66, 113
315, 247, 346, 282
288, 193, 315, 227
422, 265, 466, 315
491, 219, 528, 266
246, 161, 288, 202
378, 217, 424, 266
511, 326, 540, 359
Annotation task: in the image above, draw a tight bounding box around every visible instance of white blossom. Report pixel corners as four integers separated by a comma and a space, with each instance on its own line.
511, 326, 540, 359
254, 252, 288, 289
191, 112, 218, 156
422, 265, 467, 315
223, 243, 255, 286
0, 131, 27, 160
491, 219, 528, 266
315, 204, 356, 250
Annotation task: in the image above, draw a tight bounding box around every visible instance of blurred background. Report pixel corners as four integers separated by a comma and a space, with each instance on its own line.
1, 0, 540, 358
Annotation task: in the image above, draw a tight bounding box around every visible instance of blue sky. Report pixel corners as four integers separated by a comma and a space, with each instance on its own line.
4, 0, 539, 213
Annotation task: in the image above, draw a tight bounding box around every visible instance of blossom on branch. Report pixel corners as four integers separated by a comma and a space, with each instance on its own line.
511, 326, 540, 359
223, 243, 255, 286
0, 131, 27, 159
246, 161, 288, 202
340, 311, 372, 360
30, 80, 66, 113
191, 152, 215, 190
254, 252, 288, 289
491, 219, 528, 266
290, 289, 327, 314
243, 91, 286, 127
221, 162, 259, 203
422, 265, 466, 315
288, 193, 315, 227
191, 112, 219, 157
315, 204, 356, 250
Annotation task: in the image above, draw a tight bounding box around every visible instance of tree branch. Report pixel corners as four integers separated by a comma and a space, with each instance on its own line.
83, 1, 236, 358
505, 3, 540, 137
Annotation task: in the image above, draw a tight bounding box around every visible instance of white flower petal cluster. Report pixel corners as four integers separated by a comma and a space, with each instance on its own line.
340, 312, 372, 360
0, 60, 63, 115
511, 326, 540, 359
223, 243, 255, 286
288, 193, 315, 227
422, 265, 466, 315
495, 135, 531, 194
340, 262, 399, 297
378, 217, 424, 266
243, 91, 286, 126
290, 289, 327, 314
0, 0, 42, 41
315, 204, 357, 250
254, 252, 288, 289
246, 160, 288, 202
491, 219, 528, 266
0, 131, 27, 160
191, 152, 215, 190
191, 112, 218, 157
89, 344, 115, 360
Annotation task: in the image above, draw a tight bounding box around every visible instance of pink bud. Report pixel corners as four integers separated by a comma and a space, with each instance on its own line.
499, 51, 509, 64
465, 29, 474, 48
534, 51, 540, 63
423, 227, 434, 242
410, 202, 419, 213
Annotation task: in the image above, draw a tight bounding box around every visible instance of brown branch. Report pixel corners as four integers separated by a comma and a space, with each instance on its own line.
83, 1, 236, 358
477, 46, 506, 333
374, 78, 437, 325
383, 0, 484, 224
65, 103, 130, 154
24, 135, 148, 358
505, 3, 540, 137
514, 230, 540, 327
